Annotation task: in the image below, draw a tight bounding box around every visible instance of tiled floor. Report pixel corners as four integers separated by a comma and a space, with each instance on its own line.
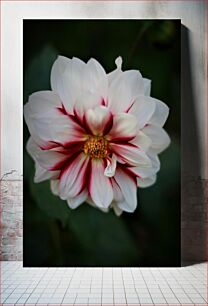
0, 261, 207, 305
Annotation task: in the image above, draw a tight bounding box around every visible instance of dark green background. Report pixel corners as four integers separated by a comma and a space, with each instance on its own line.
23, 20, 181, 267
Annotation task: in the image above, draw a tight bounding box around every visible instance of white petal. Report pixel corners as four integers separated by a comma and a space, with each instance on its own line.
26, 138, 59, 182
129, 165, 156, 179
132, 148, 160, 179
50, 180, 59, 195
26, 137, 63, 177
111, 143, 151, 166
149, 98, 169, 127
130, 131, 152, 152
137, 174, 157, 188
24, 91, 62, 146
108, 113, 137, 140
24, 91, 61, 114
59, 153, 90, 200
25, 94, 86, 147
74, 91, 101, 119
147, 149, 160, 172
142, 124, 171, 153
104, 154, 117, 177
51, 56, 71, 92
115, 56, 122, 69
67, 189, 88, 209
114, 168, 137, 213
29, 144, 72, 171
82, 58, 108, 101
89, 160, 113, 208
128, 95, 156, 129
34, 164, 58, 183
108, 56, 123, 84
111, 202, 123, 216
51, 56, 85, 114
85, 105, 112, 135
108, 70, 144, 113
111, 178, 123, 202
143, 78, 151, 96
86, 197, 110, 213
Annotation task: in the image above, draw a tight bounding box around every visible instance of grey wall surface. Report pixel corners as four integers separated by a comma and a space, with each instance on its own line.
0, 1, 207, 263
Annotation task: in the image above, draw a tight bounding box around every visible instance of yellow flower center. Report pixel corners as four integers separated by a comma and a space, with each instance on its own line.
83, 136, 109, 159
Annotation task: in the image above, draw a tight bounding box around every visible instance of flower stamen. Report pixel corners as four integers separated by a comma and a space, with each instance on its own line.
83, 136, 109, 159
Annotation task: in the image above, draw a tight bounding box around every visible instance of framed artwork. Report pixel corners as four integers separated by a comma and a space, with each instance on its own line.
23, 19, 180, 267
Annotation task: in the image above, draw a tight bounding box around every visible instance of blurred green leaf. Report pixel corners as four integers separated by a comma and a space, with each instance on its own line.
24, 45, 57, 102
67, 206, 139, 266
30, 176, 70, 227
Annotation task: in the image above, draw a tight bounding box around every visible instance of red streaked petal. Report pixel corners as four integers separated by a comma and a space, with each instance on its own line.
114, 167, 137, 213
59, 153, 90, 200
89, 159, 113, 208
108, 113, 137, 141
84, 106, 113, 136
111, 143, 151, 167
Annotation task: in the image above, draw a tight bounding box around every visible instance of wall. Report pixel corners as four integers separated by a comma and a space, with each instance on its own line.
0, 0, 207, 263
0, 180, 22, 260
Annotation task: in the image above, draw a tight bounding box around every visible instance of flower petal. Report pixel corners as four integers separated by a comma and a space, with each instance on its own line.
111, 202, 123, 216
82, 58, 108, 101
130, 131, 152, 152
142, 124, 171, 153
104, 154, 117, 177
34, 164, 58, 183
130, 166, 155, 179
85, 105, 112, 135
25, 93, 86, 147
111, 143, 151, 166
74, 91, 101, 120
108, 56, 123, 84
50, 180, 59, 195
24, 91, 62, 146
67, 189, 88, 209
128, 149, 160, 179
128, 95, 156, 129
51, 56, 85, 114
148, 149, 160, 172
149, 98, 169, 127
24, 91, 61, 114
27, 137, 75, 171
108, 113, 137, 141
111, 178, 123, 202
59, 153, 90, 200
137, 174, 157, 188
114, 168, 137, 213
89, 159, 113, 208
108, 69, 144, 113
143, 78, 151, 96
26, 137, 59, 182
51, 56, 71, 93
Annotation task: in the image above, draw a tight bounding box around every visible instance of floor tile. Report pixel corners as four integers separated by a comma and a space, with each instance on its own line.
1, 261, 207, 306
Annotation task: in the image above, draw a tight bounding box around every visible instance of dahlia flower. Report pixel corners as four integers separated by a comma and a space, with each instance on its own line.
24, 56, 170, 215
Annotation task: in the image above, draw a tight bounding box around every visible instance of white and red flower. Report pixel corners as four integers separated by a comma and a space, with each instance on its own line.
24, 56, 170, 215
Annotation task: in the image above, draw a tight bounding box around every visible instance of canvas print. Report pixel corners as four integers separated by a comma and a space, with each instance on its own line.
23, 20, 180, 266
